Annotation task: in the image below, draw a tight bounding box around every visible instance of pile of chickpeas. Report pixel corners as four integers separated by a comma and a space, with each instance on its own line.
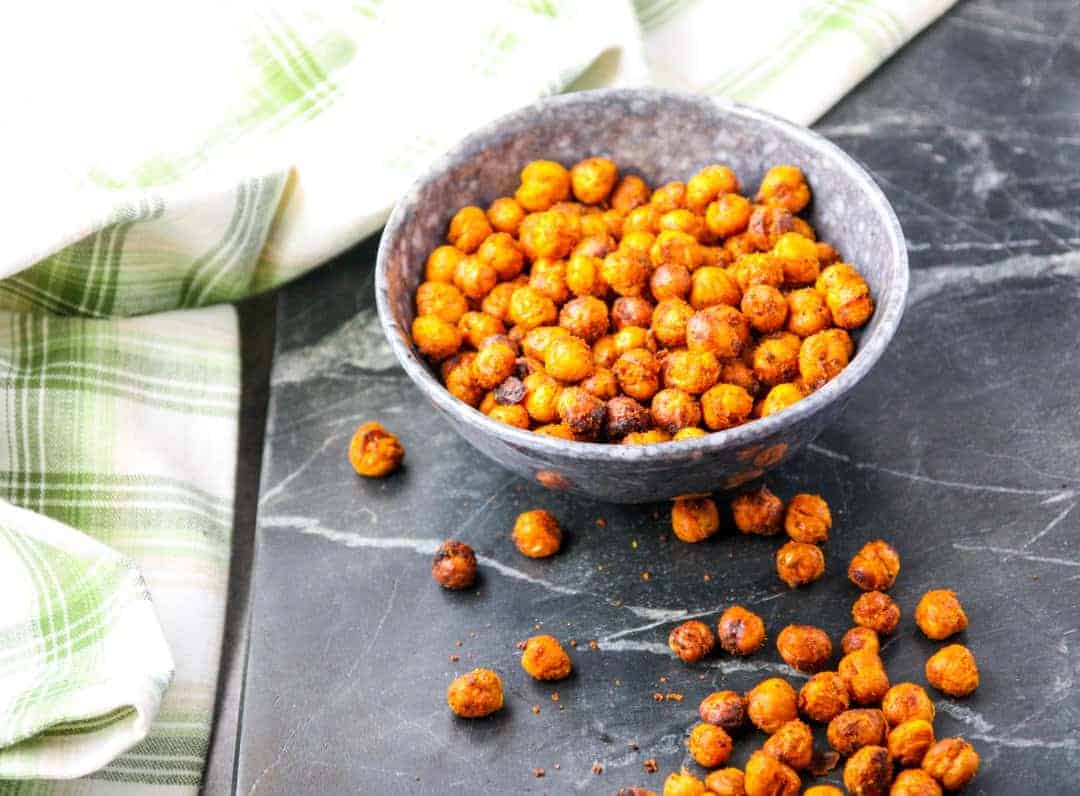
410, 157, 874, 443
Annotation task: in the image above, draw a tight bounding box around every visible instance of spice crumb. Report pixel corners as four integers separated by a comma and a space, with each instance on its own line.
592, 762, 604, 775
614, 679, 622, 687
629, 742, 640, 751
551, 692, 560, 702
531, 705, 541, 714
666, 692, 684, 702
703, 574, 712, 582
631, 539, 638, 549
515, 640, 527, 650
449, 654, 460, 662
641, 571, 651, 581
569, 639, 578, 647
652, 692, 664, 702
658, 676, 668, 683
644, 758, 659, 773
596, 518, 607, 527
455, 640, 463, 647
589, 640, 599, 650
554, 763, 561, 770
533, 768, 545, 778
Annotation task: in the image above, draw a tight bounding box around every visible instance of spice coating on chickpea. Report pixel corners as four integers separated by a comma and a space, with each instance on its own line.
772, 231, 821, 285
690, 266, 741, 309
758, 382, 806, 417
882, 683, 935, 727
416, 281, 468, 324
706, 192, 752, 237
752, 331, 802, 386
844, 744, 893, 796
687, 165, 739, 213
839, 650, 891, 705
651, 230, 702, 270
888, 719, 936, 767
776, 625, 833, 672
623, 429, 672, 445
718, 605, 768, 656
804, 788, 844, 796
668, 620, 716, 663
431, 539, 477, 590
925, 644, 979, 697
763, 718, 814, 771
651, 388, 702, 433
756, 165, 811, 213
914, 590, 968, 641
890, 769, 943, 796
743, 749, 800, 796
852, 591, 901, 635
786, 288, 832, 337
348, 422, 405, 477
651, 298, 694, 348
516, 160, 571, 211
512, 510, 562, 558
604, 395, 650, 439
448, 206, 493, 253
603, 249, 651, 297
686, 305, 752, 359
545, 334, 594, 382
704, 768, 746, 796
472, 336, 518, 390
799, 327, 852, 388
699, 690, 746, 731
732, 485, 784, 535
671, 496, 720, 543
651, 180, 687, 212
487, 403, 530, 428
921, 738, 979, 790
842, 627, 881, 656
827, 709, 888, 756
520, 634, 572, 680
688, 722, 733, 768
849, 540, 902, 591
610, 174, 651, 213
426, 245, 465, 283
413, 314, 463, 361
799, 671, 850, 723
697, 383, 752, 431
783, 493, 831, 543
741, 284, 788, 333
569, 156, 617, 204
827, 274, 875, 330
446, 668, 504, 718
746, 678, 799, 733
614, 347, 662, 402
776, 541, 826, 588
650, 262, 692, 301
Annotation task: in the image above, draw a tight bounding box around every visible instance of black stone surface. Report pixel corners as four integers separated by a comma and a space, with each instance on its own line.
235, 2, 1080, 793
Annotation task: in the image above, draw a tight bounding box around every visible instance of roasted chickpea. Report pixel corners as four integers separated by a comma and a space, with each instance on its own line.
826, 275, 874, 329
556, 386, 606, 437
700, 383, 754, 430
816, 263, 861, 293
480, 280, 518, 322
651, 298, 694, 347
746, 678, 798, 733
448, 206, 493, 253
804, 788, 844, 796
698, 245, 731, 267
413, 314, 463, 361
519, 209, 577, 260
650, 230, 702, 271
487, 403, 529, 428
704, 768, 746, 796
673, 427, 707, 441
843, 744, 892, 796
786, 288, 832, 337
512, 510, 562, 558
516, 160, 571, 211
649, 262, 692, 302
890, 769, 943, 796
458, 311, 505, 349
740, 284, 788, 333
849, 540, 902, 591
589, 335, 617, 369
882, 683, 935, 727
624, 204, 661, 236
601, 207, 626, 238
889, 720, 936, 767
614, 347, 661, 402
668, 619, 716, 663
348, 421, 404, 478
719, 359, 762, 397
623, 429, 672, 444
782, 493, 831, 544
799, 328, 852, 388
705, 193, 753, 238
763, 718, 814, 770
569, 156, 617, 204
565, 252, 609, 298
663, 349, 720, 395
486, 196, 525, 235
602, 248, 651, 297
553, 296, 606, 344
651, 388, 702, 433
529, 256, 571, 304
621, 230, 657, 257
925, 645, 979, 697
651, 180, 687, 212
520, 634, 572, 680
915, 590, 969, 641
472, 336, 518, 390
839, 650, 890, 705
733, 253, 785, 291
756, 166, 811, 213
921, 738, 979, 790
431, 539, 478, 590
493, 375, 526, 406
689, 266, 741, 309
476, 232, 524, 281
732, 485, 784, 535
534, 422, 576, 439
686, 305, 752, 358
612, 296, 655, 330
688, 722, 733, 768
747, 205, 796, 251
724, 231, 760, 259
827, 709, 888, 756
416, 281, 468, 324
718, 605, 767, 656
659, 208, 706, 241
663, 770, 706, 796
699, 690, 746, 731
687, 165, 740, 213
610, 175, 651, 213
743, 749, 800, 796
776, 541, 826, 588
799, 671, 850, 723
581, 367, 618, 400
842, 627, 880, 656
752, 331, 802, 386
523, 372, 563, 423
758, 382, 806, 417
425, 245, 466, 283
671, 496, 720, 543
776, 625, 832, 672
852, 591, 901, 635
771, 231, 820, 285
605, 395, 651, 439
443, 353, 484, 406
521, 325, 569, 362
508, 285, 558, 330
447, 668, 504, 718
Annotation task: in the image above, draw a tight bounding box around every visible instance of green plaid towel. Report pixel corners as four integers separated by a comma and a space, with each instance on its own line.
0, 0, 953, 790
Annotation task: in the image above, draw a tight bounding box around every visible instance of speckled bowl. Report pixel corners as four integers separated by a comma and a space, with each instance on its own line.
376, 88, 908, 503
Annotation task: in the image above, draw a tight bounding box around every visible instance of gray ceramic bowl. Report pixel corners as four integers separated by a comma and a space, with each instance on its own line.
375, 88, 907, 503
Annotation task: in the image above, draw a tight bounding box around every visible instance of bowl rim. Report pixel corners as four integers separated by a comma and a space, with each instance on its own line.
375, 87, 909, 464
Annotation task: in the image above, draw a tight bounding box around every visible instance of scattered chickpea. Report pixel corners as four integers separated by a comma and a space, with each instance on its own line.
914, 589, 969, 640
743, 749, 800, 796
731, 484, 784, 535
890, 769, 944, 796
889, 719, 936, 767
776, 540, 826, 588
446, 668, 504, 718
521, 634, 573, 681
687, 722, 733, 768
827, 709, 888, 756
512, 510, 562, 558
799, 671, 850, 723
671, 496, 720, 543
784, 493, 832, 543
704, 767, 746, 796
718, 605, 768, 656
431, 539, 477, 589
849, 540, 901, 591
348, 422, 405, 477
746, 678, 799, 733
925, 644, 980, 697
842, 626, 881, 656
763, 718, 814, 770
698, 690, 747, 731
852, 591, 902, 635
843, 744, 893, 796
882, 683, 935, 727
921, 738, 979, 790
776, 624, 832, 672
663, 770, 707, 796
839, 649, 891, 705
668, 620, 716, 663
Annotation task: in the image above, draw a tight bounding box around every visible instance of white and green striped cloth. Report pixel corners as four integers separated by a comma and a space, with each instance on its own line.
0, 0, 953, 790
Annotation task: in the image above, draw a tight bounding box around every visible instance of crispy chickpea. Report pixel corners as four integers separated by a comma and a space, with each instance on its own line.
925, 645, 979, 697
889, 720, 936, 767
732, 485, 784, 535
842, 627, 880, 656
741, 284, 788, 333
529, 256, 571, 304
668, 619, 716, 663
844, 745, 892, 796
724, 231, 760, 259
776, 541, 826, 588
581, 367, 618, 400
799, 328, 852, 388
699, 690, 747, 731
605, 395, 651, 439
663, 770, 706, 796
891, 769, 943, 796
673, 427, 707, 441
592, 335, 618, 369
699, 245, 731, 267
487, 403, 529, 428
804, 788, 844, 796
614, 347, 661, 402
733, 253, 785, 293
413, 314, 463, 361
848, 540, 901, 591
556, 386, 606, 437
783, 493, 831, 543
743, 750, 800, 796
348, 422, 404, 477
687, 165, 739, 213
696, 383, 752, 432
612, 296, 655, 330
612, 325, 654, 356
688, 722, 733, 768
839, 650, 891, 705
746, 678, 798, 733
651, 388, 702, 434
557, 296, 608, 343
752, 331, 801, 386
476, 232, 524, 281
882, 683, 935, 727
521, 634, 572, 680
416, 281, 469, 324
704, 768, 746, 796
512, 510, 562, 558
687, 305, 752, 358
763, 718, 814, 770
718, 605, 767, 656
472, 336, 518, 390
786, 288, 832, 337
747, 205, 796, 251
756, 166, 811, 213
719, 359, 761, 397
689, 266, 741, 309
771, 231, 821, 285
573, 229, 616, 257
758, 382, 806, 417
776, 625, 832, 672
852, 591, 901, 635
516, 160, 571, 211
799, 671, 850, 723
621, 231, 657, 258
624, 204, 661, 236
443, 353, 484, 406
610, 174, 651, 213
650, 229, 702, 271
493, 375, 526, 406
565, 252, 609, 298
601, 207, 626, 238
816, 263, 861, 293
623, 429, 672, 444
508, 285, 558, 331
649, 262, 692, 302
651, 298, 694, 348
914, 590, 968, 641
481, 280, 518, 322
827, 709, 888, 756
651, 180, 687, 211
569, 156, 617, 204
534, 423, 576, 439
705, 193, 753, 238
486, 196, 525, 235
523, 372, 563, 423
431, 539, 477, 589
659, 208, 706, 241
458, 311, 505, 349
663, 349, 720, 395
425, 245, 466, 283
921, 738, 979, 790
826, 275, 874, 329
448, 206, 492, 253
522, 325, 570, 361
519, 209, 577, 260
447, 668, 503, 718
671, 496, 719, 543
602, 248, 651, 297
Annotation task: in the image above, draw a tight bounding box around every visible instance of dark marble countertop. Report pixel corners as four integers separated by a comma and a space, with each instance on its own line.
233, 2, 1080, 792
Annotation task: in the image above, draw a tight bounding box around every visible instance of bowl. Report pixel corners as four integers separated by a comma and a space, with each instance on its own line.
375, 88, 908, 503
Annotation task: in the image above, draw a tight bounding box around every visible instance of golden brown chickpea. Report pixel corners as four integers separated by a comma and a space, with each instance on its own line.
890, 769, 943, 796
650, 229, 702, 270
443, 353, 484, 407
732, 484, 784, 535
689, 266, 741, 309
776, 541, 826, 588
452, 254, 498, 300
480, 280, 519, 322
687, 165, 740, 213
523, 372, 563, 423
733, 253, 785, 292
839, 650, 891, 705
763, 718, 814, 770
889, 720, 936, 767
614, 347, 661, 402
348, 421, 404, 477
448, 206, 493, 253
752, 331, 802, 386
486, 196, 525, 235
574, 230, 617, 258
601, 207, 626, 238
925, 645, 979, 697
593, 334, 619, 369
556, 386, 606, 437
746, 678, 799, 733
686, 305, 752, 358
741, 284, 788, 333
431, 539, 477, 589
842, 627, 880, 656
602, 248, 652, 297
612, 296, 655, 330
529, 256, 571, 304
521, 634, 572, 680
921, 738, 979, 790
622, 429, 672, 445
610, 174, 651, 213
621, 230, 657, 257
650, 180, 686, 211
581, 367, 618, 400
512, 510, 562, 558
815, 241, 840, 265
882, 683, 935, 727
688, 722, 733, 768
804, 788, 844, 796
458, 311, 505, 349
413, 314, 463, 361
486, 403, 529, 428
569, 156, 617, 204
827, 709, 888, 756
848, 540, 901, 592
799, 328, 852, 388
799, 671, 850, 723
663, 349, 720, 395
659, 208, 707, 241
776, 625, 832, 672
772, 231, 820, 285
477, 232, 525, 281
565, 252, 609, 298
671, 496, 720, 543
557, 296, 608, 343
534, 422, 576, 439
699, 383, 754, 430
447, 668, 504, 718
826, 275, 874, 330
756, 166, 811, 213
624, 204, 661, 236
758, 382, 806, 417
719, 359, 762, 397
782, 493, 831, 544
844, 744, 893, 796
699, 244, 731, 267
699, 690, 747, 731
852, 591, 901, 635
651, 388, 702, 434
649, 262, 693, 302
914, 590, 968, 641
673, 427, 707, 441
416, 281, 469, 324
519, 209, 577, 261
668, 619, 716, 663
724, 231, 761, 259
663, 770, 706, 796
815, 263, 861, 293
718, 605, 768, 656
705, 193, 753, 238
605, 395, 652, 439
743, 749, 800, 796
786, 288, 832, 337
747, 205, 796, 251
550, 200, 586, 219
704, 768, 746, 796
472, 336, 518, 390
508, 285, 558, 330
425, 245, 466, 283
651, 298, 695, 348
516, 160, 571, 211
